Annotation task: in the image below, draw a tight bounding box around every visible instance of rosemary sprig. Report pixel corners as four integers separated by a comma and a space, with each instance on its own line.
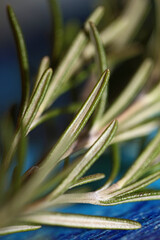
0, 1, 159, 236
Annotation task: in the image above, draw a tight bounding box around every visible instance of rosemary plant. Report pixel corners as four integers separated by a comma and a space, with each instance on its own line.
0, 0, 160, 235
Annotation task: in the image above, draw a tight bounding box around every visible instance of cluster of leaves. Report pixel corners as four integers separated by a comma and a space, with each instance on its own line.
0, 0, 160, 235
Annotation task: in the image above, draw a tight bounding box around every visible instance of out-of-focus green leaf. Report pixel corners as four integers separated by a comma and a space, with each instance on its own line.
89, 21, 108, 123
7, 5, 30, 114
0, 70, 110, 227
117, 131, 160, 187
37, 6, 104, 114
93, 59, 153, 132
49, 0, 63, 63
0, 225, 41, 236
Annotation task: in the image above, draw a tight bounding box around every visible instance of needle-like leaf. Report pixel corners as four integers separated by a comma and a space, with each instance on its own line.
22, 68, 53, 134
34, 56, 50, 91
98, 143, 120, 191
49, 0, 63, 63
20, 212, 141, 230
112, 121, 159, 143
13, 124, 27, 191
69, 173, 105, 189
0, 225, 41, 236
30, 103, 81, 131
92, 59, 153, 132
89, 22, 107, 77
47, 120, 117, 200
82, 0, 148, 62
119, 100, 160, 131
2, 68, 52, 171
0, 70, 110, 227
99, 171, 160, 202
7, 5, 30, 114
117, 131, 160, 187
114, 0, 149, 46
102, 191, 160, 206
89, 21, 108, 123
38, 6, 104, 114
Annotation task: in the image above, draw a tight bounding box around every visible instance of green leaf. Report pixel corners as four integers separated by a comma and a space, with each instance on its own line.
2, 69, 52, 171
89, 21, 108, 122
98, 143, 120, 191
22, 68, 53, 134
113, 0, 149, 46
92, 59, 153, 132
34, 56, 50, 91
0, 113, 14, 158
30, 102, 81, 131
7, 5, 30, 114
101, 190, 160, 206
82, 0, 148, 62
69, 173, 105, 189
20, 212, 141, 230
112, 121, 159, 144
99, 171, 160, 202
37, 6, 104, 114
0, 225, 41, 236
13, 124, 27, 191
47, 120, 117, 200
0, 70, 110, 226
32, 70, 110, 189
49, 0, 64, 62
89, 22, 107, 76
117, 130, 160, 187
119, 100, 160, 131
144, 161, 160, 175
152, 0, 160, 60
117, 82, 160, 125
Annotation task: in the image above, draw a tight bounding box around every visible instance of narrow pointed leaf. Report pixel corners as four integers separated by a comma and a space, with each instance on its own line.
99, 171, 160, 201
0, 225, 41, 236
49, 0, 63, 62
34, 56, 50, 91
2, 69, 52, 170
114, 0, 149, 46
82, 0, 148, 62
38, 6, 104, 114
7, 5, 30, 114
118, 130, 160, 187
47, 120, 117, 200
93, 59, 153, 131
89, 22, 107, 76
13, 124, 27, 191
30, 102, 81, 131
98, 143, 120, 191
101, 191, 160, 205
22, 68, 53, 134
89, 21, 108, 122
0, 70, 110, 224
34, 70, 110, 186
20, 212, 141, 230
112, 121, 159, 143
69, 173, 105, 189
119, 100, 160, 131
